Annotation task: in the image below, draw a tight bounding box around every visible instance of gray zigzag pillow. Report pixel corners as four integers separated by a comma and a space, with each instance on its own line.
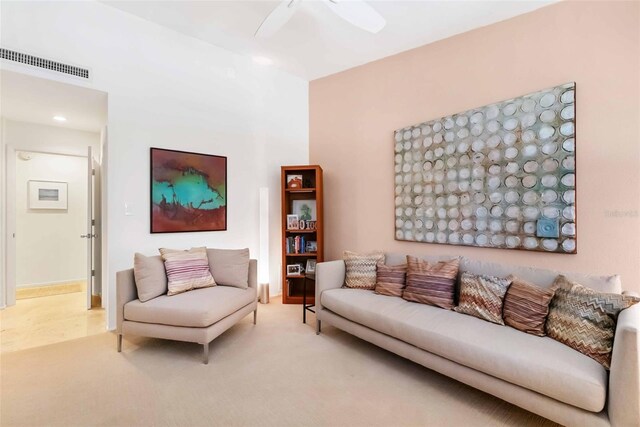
546, 275, 639, 368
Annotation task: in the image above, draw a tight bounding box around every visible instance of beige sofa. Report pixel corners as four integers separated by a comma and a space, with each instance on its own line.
116, 258, 258, 364
315, 254, 639, 427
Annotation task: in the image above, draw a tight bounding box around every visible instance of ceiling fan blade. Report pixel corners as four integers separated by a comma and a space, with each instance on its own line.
324, 0, 386, 34
255, 0, 302, 38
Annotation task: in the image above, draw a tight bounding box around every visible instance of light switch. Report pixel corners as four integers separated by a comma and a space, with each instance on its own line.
124, 202, 134, 216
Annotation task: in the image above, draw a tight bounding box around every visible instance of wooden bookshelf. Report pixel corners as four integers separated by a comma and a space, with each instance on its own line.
281, 165, 323, 304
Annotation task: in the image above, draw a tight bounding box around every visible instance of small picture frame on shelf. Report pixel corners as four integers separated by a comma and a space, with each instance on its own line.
287, 214, 299, 230
287, 174, 303, 189
305, 241, 317, 253
287, 264, 302, 276
306, 259, 316, 274
292, 199, 316, 221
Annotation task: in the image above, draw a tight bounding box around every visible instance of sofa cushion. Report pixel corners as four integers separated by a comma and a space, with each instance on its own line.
374, 262, 407, 297
454, 272, 511, 325
207, 248, 250, 289
460, 257, 621, 293
321, 288, 607, 412
160, 247, 216, 295
124, 286, 256, 327
343, 251, 384, 289
403, 256, 459, 309
547, 275, 640, 368
133, 253, 167, 302
503, 275, 556, 337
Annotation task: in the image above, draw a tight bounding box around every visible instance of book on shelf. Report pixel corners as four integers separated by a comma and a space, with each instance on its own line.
285, 235, 307, 255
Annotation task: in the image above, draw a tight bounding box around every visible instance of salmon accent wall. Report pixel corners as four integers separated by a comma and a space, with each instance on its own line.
309, 1, 640, 291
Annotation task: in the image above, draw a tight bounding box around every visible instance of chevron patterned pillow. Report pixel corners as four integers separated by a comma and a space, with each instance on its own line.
454, 272, 512, 325
546, 275, 640, 368
343, 251, 384, 289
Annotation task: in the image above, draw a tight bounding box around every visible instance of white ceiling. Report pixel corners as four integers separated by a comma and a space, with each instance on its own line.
103, 0, 556, 80
0, 70, 108, 132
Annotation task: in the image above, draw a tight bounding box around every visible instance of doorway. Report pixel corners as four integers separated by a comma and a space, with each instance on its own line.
0, 70, 108, 352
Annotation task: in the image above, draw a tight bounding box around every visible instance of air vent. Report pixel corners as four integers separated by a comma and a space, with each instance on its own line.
0, 48, 90, 79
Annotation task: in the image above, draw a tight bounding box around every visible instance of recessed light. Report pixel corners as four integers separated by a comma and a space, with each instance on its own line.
252, 56, 273, 66
53, 115, 67, 122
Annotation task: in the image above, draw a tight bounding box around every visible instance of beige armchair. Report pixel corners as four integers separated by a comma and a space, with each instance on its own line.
116, 259, 258, 364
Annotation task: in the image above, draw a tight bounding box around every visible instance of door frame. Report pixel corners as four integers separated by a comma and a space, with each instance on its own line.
2, 146, 106, 318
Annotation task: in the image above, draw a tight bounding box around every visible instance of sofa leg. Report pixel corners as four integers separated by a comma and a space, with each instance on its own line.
316, 320, 321, 335
253, 308, 257, 325
203, 343, 210, 365
117, 334, 122, 352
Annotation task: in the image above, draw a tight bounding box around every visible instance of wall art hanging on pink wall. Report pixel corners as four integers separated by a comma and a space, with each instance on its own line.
393, 82, 576, 253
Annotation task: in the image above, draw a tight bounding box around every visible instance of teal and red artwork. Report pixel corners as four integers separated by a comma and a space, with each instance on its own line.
150, 148, 227, 233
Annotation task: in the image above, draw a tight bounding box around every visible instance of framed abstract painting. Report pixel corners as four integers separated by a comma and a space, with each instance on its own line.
150, 148, 227, 233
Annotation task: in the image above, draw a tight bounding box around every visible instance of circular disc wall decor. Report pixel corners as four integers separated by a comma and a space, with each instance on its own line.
393, 82, 576, 254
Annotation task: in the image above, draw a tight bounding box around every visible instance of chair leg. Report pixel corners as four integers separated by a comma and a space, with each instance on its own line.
316, 320, 321, 335
253, 308, 257, 325
203, 343, 210, 365
117, 334, 122, 352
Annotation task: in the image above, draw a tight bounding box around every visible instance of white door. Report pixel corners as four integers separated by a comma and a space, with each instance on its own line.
83, 146, 94, 310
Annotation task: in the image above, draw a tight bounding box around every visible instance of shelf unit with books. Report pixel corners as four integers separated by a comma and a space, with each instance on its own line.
281, 165, 323, 304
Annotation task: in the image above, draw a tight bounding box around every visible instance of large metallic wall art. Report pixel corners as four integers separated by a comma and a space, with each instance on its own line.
394, 83, 576, 253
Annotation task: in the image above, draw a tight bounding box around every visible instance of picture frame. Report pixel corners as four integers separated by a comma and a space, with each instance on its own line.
305, 241, 318, 253
292, 199, 317, 222
150, 147, 227, 233
287, 264, 302, 276
287, 174, 303, 189
305, 259, 316, 274
287, 214, 299, 230
28, 180, 68, 210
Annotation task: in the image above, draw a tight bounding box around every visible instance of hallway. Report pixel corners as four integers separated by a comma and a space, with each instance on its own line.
1, 282, 105, 353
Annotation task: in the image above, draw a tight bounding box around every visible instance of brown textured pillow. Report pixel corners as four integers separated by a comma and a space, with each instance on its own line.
454, 272, 512, 325
503, 275, 555, 336
546, 275, 640, 368
402, 256, 459, 309
374, 262, 407, 297
133, 253, 168, 302
343, 251, 384, 289
207, 248, 250, 289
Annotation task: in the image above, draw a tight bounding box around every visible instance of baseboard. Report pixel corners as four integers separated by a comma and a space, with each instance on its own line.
91, 295, 102, 308
17, 278, 86, 289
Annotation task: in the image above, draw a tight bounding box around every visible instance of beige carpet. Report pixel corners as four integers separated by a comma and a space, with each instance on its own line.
0, 300, 557, 427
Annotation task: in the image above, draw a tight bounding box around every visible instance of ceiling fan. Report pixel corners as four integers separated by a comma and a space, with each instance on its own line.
255, 0, 386, 38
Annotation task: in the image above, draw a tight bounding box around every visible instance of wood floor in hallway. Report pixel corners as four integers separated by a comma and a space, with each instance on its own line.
0, 282, 106, 353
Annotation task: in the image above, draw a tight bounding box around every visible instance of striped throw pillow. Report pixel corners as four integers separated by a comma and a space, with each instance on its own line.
454, 272, 512, 325
343, 251, 384, 289
503, 275, 555, 336
159, 247, 216, 296
546, 275, 639, 368
374, 262, 407, 297
403, 256, 459, 309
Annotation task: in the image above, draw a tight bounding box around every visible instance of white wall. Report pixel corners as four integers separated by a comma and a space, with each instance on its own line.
0, 119, 5, 307
1, 1, 309, 328
15, 152, 87, 286
3, 119, 100, 156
